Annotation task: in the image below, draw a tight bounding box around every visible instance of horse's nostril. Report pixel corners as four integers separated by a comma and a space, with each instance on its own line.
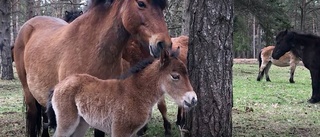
157, 41, 164, 50
191, 97, 197, 106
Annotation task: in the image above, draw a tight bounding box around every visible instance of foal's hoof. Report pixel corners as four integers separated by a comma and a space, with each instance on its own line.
308, 98, 320, 104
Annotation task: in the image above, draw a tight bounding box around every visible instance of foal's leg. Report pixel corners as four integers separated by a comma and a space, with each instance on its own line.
112, 122, 135, 137
289, 63, 296, 83
308, 69, 320, 103
53, 105, 80, 137
157, 97, 171, 136
71, 118, 89, 137
264, 62, 272, 82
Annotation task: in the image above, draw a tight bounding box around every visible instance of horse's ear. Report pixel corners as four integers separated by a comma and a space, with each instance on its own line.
160, 49, 170, 68
171, 46, 180, 58
65, 11, 70, 15
284, 29, 288, 34
79, 11, 83, 15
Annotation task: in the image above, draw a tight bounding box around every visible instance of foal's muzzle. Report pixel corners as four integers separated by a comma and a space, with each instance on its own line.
183, 91, 198, 109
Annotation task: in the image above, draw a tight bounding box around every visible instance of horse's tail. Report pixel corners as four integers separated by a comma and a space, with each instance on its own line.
45, 89, 57, 129
258, 50, 262, 68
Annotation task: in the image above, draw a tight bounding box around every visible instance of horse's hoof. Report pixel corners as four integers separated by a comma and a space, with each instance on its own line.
266, 78, 271, 82
256, 77, 261, 81
308, 98, 320, 104
289, 80, 295, 83
164, 131, 172, 137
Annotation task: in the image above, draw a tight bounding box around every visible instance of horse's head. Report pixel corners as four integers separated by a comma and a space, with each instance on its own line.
272, 30, 295, 59
121, 0, 172, 58
159, 48, 197, 109
64, 10, 83, 23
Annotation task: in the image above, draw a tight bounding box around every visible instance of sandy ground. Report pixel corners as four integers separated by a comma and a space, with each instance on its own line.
233, 58, 258, 64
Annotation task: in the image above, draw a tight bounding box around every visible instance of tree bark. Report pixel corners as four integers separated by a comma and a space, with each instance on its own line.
185, 0, 233, 136
26, 0, 34, 20
0, 0, 14, 80
181, 0, 190, 36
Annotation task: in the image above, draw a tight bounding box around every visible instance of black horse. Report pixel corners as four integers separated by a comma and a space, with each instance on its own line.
64, 10, 83, 23
272, 30, 320, 103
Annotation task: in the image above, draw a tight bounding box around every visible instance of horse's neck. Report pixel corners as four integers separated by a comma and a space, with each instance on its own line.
291, 34, 316, 59
123, 61, 164, 107
293, 34, 319, 47
71, 3, 130, 64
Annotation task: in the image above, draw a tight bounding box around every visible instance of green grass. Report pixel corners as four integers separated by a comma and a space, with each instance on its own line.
1, 63, 320, 136
233, 64, 320, 137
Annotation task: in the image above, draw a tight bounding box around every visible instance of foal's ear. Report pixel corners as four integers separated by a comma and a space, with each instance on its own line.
160, 49, 170, 68
79, 11, 83, 15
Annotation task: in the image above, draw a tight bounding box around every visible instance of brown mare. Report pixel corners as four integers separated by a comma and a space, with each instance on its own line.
11, 10, 82, 62
256, 46, 300, 83
13, 0, 171, 136
46, 48, 197, 137
121, 35, 188, 135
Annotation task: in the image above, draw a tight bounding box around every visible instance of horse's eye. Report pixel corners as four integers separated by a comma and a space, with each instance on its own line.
137, 1, 146, 8
171, 73, 180, 80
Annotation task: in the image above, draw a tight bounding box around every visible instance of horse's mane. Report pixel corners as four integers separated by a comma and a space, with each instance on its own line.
152, 0, 168, 10
87, 0, 168, 10
119, 48, 180, 79
119, 57, 155, 79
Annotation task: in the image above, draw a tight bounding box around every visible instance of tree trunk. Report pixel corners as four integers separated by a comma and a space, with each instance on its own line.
164, 0, 183, 37
0, 0, 14, 80
185, 0, 233, 136
181, 0, 190, 36
26, 0, 34, 20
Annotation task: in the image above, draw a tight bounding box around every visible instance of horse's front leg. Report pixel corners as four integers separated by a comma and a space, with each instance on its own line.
308, 69, 320, 103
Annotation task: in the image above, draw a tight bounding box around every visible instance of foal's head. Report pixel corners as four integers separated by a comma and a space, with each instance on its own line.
158, 48, 197, 109
64, 10, 83, 23
272, 30, 295, 59
119, 0, 172, 58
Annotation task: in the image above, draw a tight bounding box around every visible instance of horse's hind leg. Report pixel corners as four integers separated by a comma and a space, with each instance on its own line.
264, 61, 272, 82
54, 115, 80, 137
157, 97, 171, 136
20, 78, 41, 136
257, 61, 268, 81
94, 129, 105, 137
42, 107, 49, 137
289, 64, 296, 83
71, 118, 89, 137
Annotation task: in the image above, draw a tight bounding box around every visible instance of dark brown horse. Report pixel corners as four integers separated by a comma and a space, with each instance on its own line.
257, 45, 300, 83
13, 0, 171, 136
272, 30, 320, 103
46, 48, 197, 137
121, 35, 189, 136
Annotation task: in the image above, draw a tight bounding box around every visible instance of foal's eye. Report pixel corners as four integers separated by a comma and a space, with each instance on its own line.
137, 1, 146, 8
171, 74, 180, 81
